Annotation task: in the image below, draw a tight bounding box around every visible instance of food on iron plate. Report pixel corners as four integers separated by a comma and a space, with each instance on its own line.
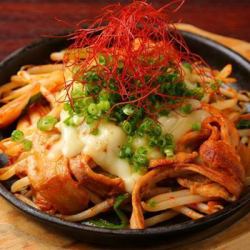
0, 1, 249, 229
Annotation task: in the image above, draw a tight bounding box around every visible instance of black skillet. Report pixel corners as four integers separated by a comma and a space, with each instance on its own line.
0, 31, 249, 248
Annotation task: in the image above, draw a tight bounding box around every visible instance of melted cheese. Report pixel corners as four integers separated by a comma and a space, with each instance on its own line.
158, 109, 209, 142
80, 123, 141, 192
51, 104, 209, 193
54, 114, 141, 192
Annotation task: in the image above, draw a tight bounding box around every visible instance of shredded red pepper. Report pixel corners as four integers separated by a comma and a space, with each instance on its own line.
63, 0, 211, 110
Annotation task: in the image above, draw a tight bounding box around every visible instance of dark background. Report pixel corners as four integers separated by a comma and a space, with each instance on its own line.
0, 0, 249, 60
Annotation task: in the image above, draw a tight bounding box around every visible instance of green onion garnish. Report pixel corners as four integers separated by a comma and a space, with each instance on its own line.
97, 100, 110, 111
87, 103, 99, 116
182, 62, 192, 71
98, 55, 106, 65
37, 116, 58, 132
121, 120, 133, 135
180, 104, 192, 114
164, 148, 174, 157
192, 122, 201, 131
122, 104, 135, 116
11, 130, 24, 142
22, 139, 33, 151
237, 120, 250, 129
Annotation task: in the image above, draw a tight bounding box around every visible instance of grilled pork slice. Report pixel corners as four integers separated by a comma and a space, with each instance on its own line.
69, 154, 125, 197
177, 174, 234, 201
27, 153, 89, 215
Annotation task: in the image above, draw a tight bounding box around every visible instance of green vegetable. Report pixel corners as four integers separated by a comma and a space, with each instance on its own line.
11, 130, 24, 142
159, 109, 170, 116
63, 103, 74, 115
22, 139, 33, 151
237, 120, 250, 129
91, 128, 99, 135
85, 71, 99, 83
121, 120, 133, 135
122, 104, 135, 116
138, 118, 154, 136
192, 122, 201, 131
188, 87, 204, 100
87, 194, 129, 229
160, 81, 188, 96
37, 116, 58, 131
87, 103, 99, 116
98, 89, 110, 101
164, 148, 174, 157
182, 62, 192, 71
71, 83, 84, 98
158, 73, 178, 83
97, 100, 110, 111
11, 130, 32, 151
147, 199, 157, 208
210, 83, 219, 91
132, 146, 148, 170
180, 104, 192, 114
163, 133, 175, 157
64, 117, 75, 126
119, 144, 133, 159
98, 55, 106, 65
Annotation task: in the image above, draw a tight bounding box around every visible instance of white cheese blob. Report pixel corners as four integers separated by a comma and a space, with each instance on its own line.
51, 101, 209, 192
158, 109, 209, 142
80, 122, 141, 192
54, 114, 141, 192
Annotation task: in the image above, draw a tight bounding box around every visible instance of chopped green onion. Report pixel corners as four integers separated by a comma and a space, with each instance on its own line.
72, 116, 84, 125
165, 133, 174, 143
119, 144, 133, 159
158, 73, 178, 83
148, 136, 159, 147
121, 120, 133, 135
109, 79, 118, 91
133, 146, 148, 166
147, 199, 157, 208
87, 103, 99, 116
98, 55, 106, 65
85, 116, 96, 124
122, 104, 135, 116
183, 62, 192, 71
97, 100, 110, 111
192, 122, 201, 131
109, 93, 121, 104
64, 117, 75, 126
91, 128, 99, 135
138, 118, 154, 135
37, 116, 58, 131
237, 120, 250, 129
98, 89, 110, 101
210, 83, 219, 91
85, 71, 99, 83
71, 83, 84, 98
110, 107, 126, 123
163, 133, 175, 156
63, 103, 73, 115
63, 115, 83, 126
22, 139, 32, 151
11, 130, 24, 142
180, 104, 192, 114
164, 148, 174, 157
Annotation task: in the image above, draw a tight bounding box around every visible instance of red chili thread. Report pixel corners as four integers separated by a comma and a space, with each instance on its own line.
63, 0, 214, 111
